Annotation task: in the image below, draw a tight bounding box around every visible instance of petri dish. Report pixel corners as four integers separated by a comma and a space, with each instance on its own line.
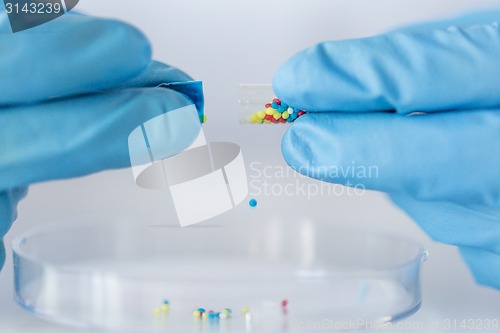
12, 220, 427, 332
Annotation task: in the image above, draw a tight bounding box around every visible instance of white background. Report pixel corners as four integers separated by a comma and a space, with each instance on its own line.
1, 1, 500, 332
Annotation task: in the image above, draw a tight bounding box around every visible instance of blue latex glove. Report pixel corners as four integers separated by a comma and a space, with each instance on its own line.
0, 12, 203, 269
275, 11, 500, 289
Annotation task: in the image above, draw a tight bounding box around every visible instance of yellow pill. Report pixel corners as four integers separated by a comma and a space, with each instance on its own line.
264, 120, 271, 124
282, 112, 290, 120
203, 115, 207, 123
161, 304, 170, 311
202, 312, 209, 319
154, 307, 161, 314
222, 309, 230, 316
257, 110, 266, 119
242, 306, 249, 314
250, 113, 260, 122
193, 310, 201, 317
273, 112, 282, 120
266, 108, 276, 115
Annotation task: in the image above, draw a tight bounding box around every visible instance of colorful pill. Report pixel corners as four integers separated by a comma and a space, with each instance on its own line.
247, 98, 306, 124
193, 310, 201, 317
250, 114, 261, 124
266, 108, 276, 115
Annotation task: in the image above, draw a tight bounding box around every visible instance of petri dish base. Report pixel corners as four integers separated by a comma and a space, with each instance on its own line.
12, 220, 427, 332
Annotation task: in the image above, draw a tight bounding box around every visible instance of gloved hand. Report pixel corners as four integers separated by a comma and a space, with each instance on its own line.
0, 12, 202, 269
275, 11, 500, 289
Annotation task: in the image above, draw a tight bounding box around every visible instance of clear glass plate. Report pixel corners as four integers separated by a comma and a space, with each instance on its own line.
12, 220, 427, 332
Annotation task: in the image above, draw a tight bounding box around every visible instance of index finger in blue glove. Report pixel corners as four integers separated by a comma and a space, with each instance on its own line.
0, 12, 152, 105
281, 110, 500, 204
273, 20, 500, 113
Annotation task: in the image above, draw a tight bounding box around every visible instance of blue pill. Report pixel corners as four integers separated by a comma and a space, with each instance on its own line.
249, 199, 257, 207
198, 308, 206, 313
271, 102, 279, 109
281, 102, 288, 109
278, 106, 287, 112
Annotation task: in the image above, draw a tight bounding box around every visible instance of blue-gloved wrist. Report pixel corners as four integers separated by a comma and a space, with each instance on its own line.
460, 247, 500, 289
0, 187, 28, 270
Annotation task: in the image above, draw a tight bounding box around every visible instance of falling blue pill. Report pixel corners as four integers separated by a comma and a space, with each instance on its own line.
249, 199, 257, 207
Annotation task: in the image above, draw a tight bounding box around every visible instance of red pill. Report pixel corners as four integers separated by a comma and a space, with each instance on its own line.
265, 103, 272, 108
297, 111, 306, 117
273, 98, 281, 105
281, 299, 288, 307
278, 118, 286, 123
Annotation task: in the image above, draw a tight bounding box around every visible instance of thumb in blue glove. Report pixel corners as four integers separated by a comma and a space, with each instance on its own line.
0, 12, 202, 269
275, 10, 500, 289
